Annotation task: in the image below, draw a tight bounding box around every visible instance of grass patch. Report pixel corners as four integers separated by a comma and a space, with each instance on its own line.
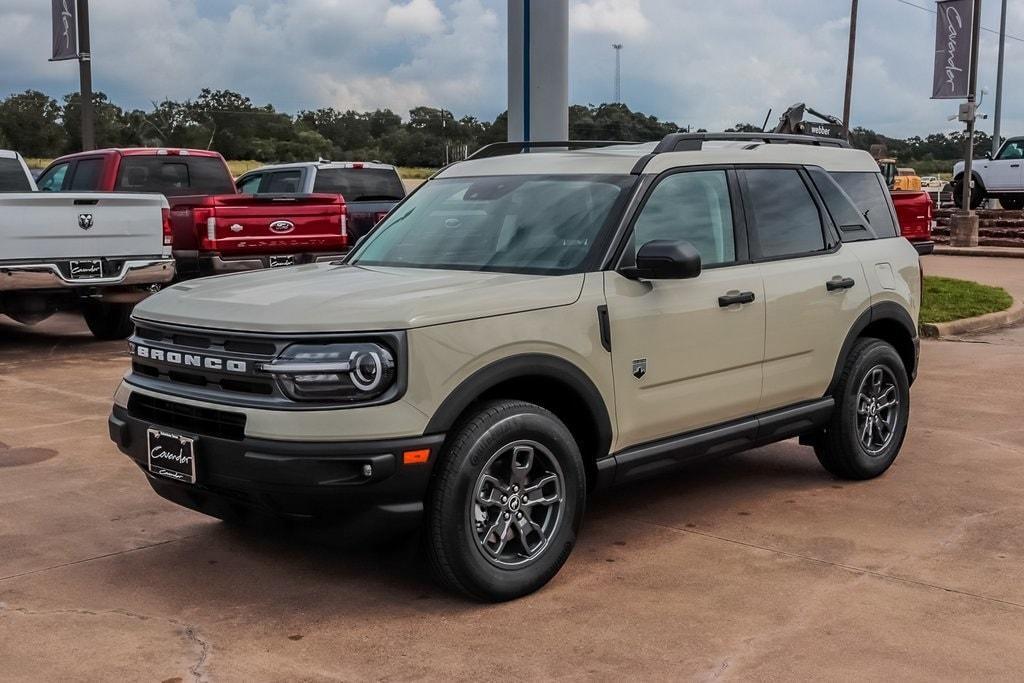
921, 276, 1013, 324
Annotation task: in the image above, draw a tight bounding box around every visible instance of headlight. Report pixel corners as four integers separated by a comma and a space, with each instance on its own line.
261, 342, 396, 402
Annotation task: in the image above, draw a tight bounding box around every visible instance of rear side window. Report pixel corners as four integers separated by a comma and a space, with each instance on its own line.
37, 162, 69, 192
262, 170, 302, 193
830, 172, 899, 238
630, 170, 736, 266
313, 168, 405, 201
0, 158, 32, 191
115, 156, 235, 196
808, 168, 873, 241
742, 169, 826, 258
69, 158, 103, 191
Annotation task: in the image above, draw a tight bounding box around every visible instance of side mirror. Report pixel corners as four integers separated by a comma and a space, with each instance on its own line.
985, 151, 992, 159
623, 239, 702, 280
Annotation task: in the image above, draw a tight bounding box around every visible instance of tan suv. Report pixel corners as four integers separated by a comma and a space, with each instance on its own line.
108, 133, 921, 601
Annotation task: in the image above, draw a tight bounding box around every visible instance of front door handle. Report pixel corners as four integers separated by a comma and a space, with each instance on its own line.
718, 291, 756, 307
826, 276, 856, 291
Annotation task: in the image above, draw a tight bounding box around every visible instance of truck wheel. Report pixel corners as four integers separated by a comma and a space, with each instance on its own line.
815, 339, 910, 480
426, 400, 586, 602
1001, 197, 1024, 211
951, 176, 985, 209
82, 302, 135, 340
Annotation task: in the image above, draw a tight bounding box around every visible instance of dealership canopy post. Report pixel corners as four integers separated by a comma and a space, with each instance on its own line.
507, 0, 569, 144
842, 0, 859, 139
77, 0, 94, 151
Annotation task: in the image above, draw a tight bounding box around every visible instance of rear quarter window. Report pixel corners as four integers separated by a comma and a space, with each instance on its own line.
115, 156, 235, 196
0, 158, 32, 192
830, 172, 899, 238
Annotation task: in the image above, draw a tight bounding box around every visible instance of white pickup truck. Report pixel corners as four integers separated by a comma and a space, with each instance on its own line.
0, 150, 175, 339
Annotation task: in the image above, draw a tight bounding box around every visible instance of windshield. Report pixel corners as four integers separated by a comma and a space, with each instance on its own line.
350, 174, 636, 275
313, 168, 405, 201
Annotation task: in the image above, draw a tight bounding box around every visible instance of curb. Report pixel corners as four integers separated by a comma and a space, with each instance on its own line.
932, 246, 1024, 259
921, 298, 1024, 338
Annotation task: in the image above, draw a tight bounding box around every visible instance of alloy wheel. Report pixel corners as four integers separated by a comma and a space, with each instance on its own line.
856, 365, 900, 456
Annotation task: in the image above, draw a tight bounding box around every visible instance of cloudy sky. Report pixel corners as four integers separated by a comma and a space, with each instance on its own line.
2, 0, 1023, 137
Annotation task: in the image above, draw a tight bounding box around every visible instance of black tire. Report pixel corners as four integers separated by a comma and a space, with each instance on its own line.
1001, 197, 1024, 211
815, 339, 910, 480
951, 176, 985, 210
426, 399, 586, 602
82, 302, 135, 340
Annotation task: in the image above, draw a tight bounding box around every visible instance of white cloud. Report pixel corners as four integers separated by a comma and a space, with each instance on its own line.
572, 0, 650, 38
385, 0, 445, 34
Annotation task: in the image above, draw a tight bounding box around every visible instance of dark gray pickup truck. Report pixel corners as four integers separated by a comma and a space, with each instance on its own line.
236, 161, 407, 245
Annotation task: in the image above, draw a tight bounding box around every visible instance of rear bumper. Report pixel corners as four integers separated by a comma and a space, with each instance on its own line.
195, 252, 347, 276
108, 404, 443, 534
0, 258, 175, 291
911, 240, 935, 256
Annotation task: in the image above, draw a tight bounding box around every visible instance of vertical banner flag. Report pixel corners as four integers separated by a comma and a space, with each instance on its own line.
51, 0, 78, 61
932, 0, 973, 99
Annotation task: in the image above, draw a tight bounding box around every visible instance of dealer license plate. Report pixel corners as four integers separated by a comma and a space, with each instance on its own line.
146, 428, 197, 484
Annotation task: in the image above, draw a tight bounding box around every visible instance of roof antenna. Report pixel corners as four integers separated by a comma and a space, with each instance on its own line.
761, 108, 773, 132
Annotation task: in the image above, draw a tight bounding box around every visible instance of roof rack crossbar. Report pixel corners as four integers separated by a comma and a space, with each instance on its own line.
652, 132, 851, 154
465, 140, 641, 161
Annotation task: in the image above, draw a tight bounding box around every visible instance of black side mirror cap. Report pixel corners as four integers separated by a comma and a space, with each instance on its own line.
985, 151, 992, 159
621, 239, 702, 280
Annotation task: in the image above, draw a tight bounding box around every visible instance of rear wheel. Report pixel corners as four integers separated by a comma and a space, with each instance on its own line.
1001, 197, 1024, 211
815, 339, 910, 480
426, 400, 585, 601
82, 301, 135, 340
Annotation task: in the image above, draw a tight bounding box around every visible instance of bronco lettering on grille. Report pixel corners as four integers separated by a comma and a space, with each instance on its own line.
129, 343, 249, 373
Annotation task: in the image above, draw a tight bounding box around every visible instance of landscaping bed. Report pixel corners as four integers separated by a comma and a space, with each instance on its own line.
920, 276, 1013, 324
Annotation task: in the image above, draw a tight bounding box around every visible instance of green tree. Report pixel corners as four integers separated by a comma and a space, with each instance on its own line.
0, 90, 67, 156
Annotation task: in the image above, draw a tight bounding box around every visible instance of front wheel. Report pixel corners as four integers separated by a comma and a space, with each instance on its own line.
426, 400, 586, 601
82, 301, 135, 340
951, 176, 985, 209
815, 339, 910, 480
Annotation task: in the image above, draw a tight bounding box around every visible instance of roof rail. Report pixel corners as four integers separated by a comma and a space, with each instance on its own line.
465, 140, 641, 161
653, 132, 851, 153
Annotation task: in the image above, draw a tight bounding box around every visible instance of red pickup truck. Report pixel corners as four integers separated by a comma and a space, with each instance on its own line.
38, 149, 347, 278
891, 191, 935, 254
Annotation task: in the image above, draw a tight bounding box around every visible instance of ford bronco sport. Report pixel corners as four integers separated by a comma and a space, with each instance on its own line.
108, 133, 921, 601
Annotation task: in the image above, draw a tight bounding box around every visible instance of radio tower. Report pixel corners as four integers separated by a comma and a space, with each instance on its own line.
612, 44, 623, 103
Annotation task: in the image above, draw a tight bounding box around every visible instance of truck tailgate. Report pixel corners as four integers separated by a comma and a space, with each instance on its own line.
0, 193, 168, 261
204, 194, 346, 255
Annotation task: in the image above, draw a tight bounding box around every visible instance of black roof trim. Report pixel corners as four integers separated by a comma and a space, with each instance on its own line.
465, 140, 640, 161
653, 132, 851, 154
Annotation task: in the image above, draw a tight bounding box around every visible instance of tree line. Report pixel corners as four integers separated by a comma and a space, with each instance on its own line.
0, 88, 983, 172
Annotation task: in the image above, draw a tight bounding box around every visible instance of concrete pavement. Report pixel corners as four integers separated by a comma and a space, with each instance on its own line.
2, 305, 1024, 681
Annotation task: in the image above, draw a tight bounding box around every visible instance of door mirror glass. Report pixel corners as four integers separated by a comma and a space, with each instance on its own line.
626, 239, 702, 279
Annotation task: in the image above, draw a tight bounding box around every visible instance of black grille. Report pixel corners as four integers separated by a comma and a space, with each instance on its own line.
128, 393, 246, 441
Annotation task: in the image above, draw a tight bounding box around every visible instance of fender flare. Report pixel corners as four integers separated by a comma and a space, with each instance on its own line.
423, 353, 613, 459
827, 302, 919, 395
953, 171, 987, 195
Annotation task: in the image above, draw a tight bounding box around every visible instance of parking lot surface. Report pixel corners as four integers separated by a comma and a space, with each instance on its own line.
3, 260, 1024, 680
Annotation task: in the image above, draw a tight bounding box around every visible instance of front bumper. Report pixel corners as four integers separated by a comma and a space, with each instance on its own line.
109, 404, 444, 534
0, 258, 175, 291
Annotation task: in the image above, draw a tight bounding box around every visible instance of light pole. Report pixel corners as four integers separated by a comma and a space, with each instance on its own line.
77, 0, 94, 150
612, 44, 623, 103
842, 0, 859, 139
951, 0, 984, 247
992, 0, 1008, 154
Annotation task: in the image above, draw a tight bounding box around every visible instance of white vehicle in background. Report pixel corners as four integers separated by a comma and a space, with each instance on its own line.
953, 136, 1024, 210
0, 150, 175, 339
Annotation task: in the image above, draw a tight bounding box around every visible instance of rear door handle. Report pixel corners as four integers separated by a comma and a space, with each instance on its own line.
718, 291, 756, 307
826, 276, 856, 291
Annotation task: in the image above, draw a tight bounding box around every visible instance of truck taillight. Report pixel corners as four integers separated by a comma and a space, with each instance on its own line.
162, 208, 173, 247
206, 216, 216, 242
374, 211, 389, 225
193, 207, 216, 250
341, 213, 348, 239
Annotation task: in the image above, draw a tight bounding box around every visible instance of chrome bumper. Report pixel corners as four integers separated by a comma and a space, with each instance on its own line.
0, 258, 176, 291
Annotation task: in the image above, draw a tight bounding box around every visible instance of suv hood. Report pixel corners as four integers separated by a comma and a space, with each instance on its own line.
134, 263, 585, 333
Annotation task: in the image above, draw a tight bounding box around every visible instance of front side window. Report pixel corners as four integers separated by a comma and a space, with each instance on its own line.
237, 174, 262, 194
0, 158, 32, 192
997, 140, 1024, 160
830, 172, 899, 238
351, 174, 636, 275
629, 170, 735, 266
743, 169, 826, 258
37, 162, 69, 192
